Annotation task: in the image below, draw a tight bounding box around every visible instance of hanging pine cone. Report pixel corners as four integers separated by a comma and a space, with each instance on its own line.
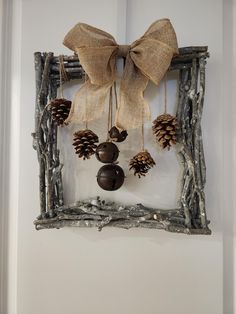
152, 113, 178, 150
129, 150, 156, 178
73, 129, 99, 160
49, 98, 71, 126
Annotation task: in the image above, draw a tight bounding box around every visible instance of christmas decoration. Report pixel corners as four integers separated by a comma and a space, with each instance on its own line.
106, 86, 128, 142
97, 164, 125, 191
129, 150, 156, 178
33, 47, 211, 234
48, 55, 71, 126
95, 142, 119, 164
152, 113, 178, 150
73, 129, 99, 160
108, 126, 128, 142
94, 86, 125, 191
129, 121, 156, 178
49, 98, 71, 126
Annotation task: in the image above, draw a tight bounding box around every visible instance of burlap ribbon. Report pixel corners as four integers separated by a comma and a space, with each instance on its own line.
63, 19, 178, 129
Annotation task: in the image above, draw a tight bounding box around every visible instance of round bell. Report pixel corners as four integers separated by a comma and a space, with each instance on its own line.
97, 164, 125, 191
95, 142, 119, 163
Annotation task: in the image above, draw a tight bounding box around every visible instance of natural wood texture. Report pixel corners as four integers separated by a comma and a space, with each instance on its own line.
32, 46, 211, 234
34, 197, 210, 234
47, 47, 209, 86
32, 53, 64, 219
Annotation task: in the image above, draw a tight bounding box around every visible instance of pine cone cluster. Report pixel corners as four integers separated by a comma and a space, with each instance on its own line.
49, 98, 71, 126
73, 129, 99, 160
152, 113, 178, 150
129, 150, 156, 178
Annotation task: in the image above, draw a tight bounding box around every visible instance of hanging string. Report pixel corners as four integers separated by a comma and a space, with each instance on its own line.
114, 81, 118, 110
107, 86, 113, 139
141, 91, 145, 151
110, 87, 113, 127
58, 55, 68, 98
84, 72, 88, 129
164, 73, 167, 113
59, 56, 64, 98
141, 123, 144, 151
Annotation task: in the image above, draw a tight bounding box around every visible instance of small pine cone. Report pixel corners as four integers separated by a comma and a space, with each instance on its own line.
73, 129, 99, 160
49, 98, 71, 126
152, 113, 178, 150
129, 150, 156, 178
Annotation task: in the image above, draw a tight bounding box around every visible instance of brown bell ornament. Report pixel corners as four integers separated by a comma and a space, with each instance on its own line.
97, 164, 125, 191
108, 126, 128, 142
95, 142, 119, 163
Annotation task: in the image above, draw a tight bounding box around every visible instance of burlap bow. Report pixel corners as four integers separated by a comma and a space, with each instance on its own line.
63, 19, 178, 130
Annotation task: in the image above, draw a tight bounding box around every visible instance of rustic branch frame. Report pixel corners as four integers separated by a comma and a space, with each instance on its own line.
32, 46, 211, 235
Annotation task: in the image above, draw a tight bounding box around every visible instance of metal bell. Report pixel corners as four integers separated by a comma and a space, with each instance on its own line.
95, 142, 119, 163
97, 164, 125, 191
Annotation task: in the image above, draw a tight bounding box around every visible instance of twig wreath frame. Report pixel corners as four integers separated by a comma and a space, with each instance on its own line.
32, 46, 211, 235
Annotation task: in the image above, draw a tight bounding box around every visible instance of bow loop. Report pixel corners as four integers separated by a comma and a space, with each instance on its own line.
63, 22, 117, 50
63, 19, 178, 129
130, 37, 176, 85
76, 46, 118, 85
143, 19, 178, 54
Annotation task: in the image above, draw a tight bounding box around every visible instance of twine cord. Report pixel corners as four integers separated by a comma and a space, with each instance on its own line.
141, 123, 144, 151
114, 81, 118, 110
59, 56, 63, 98
141, 91, 145, 151
107, 87, 113, 139
164, 74, 167, 113
84, 72, 88, 129
58, 55, 68, 98
110, 88, 113, 128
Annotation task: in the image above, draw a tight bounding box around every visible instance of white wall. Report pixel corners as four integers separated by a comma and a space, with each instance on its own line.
222, 1, 236, 313
233, 2, 236, 312
4, 0, 227, 313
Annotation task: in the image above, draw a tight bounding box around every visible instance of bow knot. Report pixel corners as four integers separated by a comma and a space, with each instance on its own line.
63, 19, 178, 129
117, 45, 130, 57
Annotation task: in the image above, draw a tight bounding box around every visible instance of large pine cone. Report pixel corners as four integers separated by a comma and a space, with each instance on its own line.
73, 129, 99, 160
152, 113, 178, 150
129, 150, 155, 178
49, 98, 71, 126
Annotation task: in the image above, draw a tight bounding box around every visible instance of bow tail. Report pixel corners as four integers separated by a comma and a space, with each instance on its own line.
65, 79, 112, 124
115, 55, 151, 130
